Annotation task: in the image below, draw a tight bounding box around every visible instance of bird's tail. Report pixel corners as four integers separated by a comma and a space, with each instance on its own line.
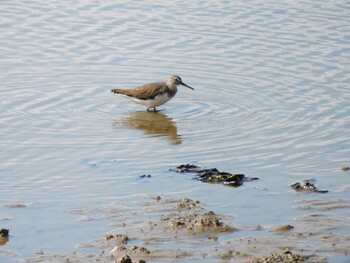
111, 88, 133, 96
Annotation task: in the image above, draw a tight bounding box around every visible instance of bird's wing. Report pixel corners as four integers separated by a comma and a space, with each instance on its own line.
131, 82, 168, 100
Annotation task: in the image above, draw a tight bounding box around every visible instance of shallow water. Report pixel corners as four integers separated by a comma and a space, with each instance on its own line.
1, 0, 350, 262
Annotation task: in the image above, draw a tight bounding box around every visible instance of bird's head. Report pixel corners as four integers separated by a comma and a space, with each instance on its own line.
167, 75, 194, 90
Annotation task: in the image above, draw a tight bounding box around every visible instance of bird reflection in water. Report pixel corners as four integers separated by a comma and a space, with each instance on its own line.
115, 111, 182, 145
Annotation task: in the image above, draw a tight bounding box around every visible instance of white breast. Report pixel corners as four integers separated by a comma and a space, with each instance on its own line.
132, 93, 172, 108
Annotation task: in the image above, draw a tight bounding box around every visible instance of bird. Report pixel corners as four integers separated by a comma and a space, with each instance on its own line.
111, 75, 194, 111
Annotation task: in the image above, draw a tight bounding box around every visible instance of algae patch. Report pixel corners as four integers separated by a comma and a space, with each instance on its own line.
172, 164, 258, 187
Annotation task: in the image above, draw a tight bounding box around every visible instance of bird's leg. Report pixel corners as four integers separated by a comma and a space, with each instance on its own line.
147, 107, 157, 112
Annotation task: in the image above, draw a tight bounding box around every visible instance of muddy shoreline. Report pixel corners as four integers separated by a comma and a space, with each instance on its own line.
14, 196, 348, 263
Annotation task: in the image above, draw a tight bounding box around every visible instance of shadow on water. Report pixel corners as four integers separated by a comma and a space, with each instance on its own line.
114, 111, 182, 145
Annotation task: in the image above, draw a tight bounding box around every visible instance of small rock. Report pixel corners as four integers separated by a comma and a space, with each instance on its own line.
0, 236, 9, 246
0, 229, 9, 237
252, 249, 310, 263
116, 255, 132, 263
105, 234, 114, 240
341, 166, 350, 171
172, 164, 201, 173
130, 246, 150, 254
110, 246, 127, 253
105, 234, 129, 244
290, 179, 328, 193
270, 225, 294, 233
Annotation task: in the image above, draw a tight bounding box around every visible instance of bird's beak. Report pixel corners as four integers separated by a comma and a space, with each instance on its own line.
180, 82, 194, 90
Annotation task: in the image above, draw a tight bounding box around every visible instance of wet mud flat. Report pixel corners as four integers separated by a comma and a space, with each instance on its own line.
19, 196, 349, 263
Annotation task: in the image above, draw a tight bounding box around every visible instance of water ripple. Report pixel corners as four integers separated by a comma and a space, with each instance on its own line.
1, 0, 350, 260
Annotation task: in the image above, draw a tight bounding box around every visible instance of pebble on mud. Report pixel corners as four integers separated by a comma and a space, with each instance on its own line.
105, 234, 129, 244
252, 248, 313, 263
130, 246, 150, 254
115, 255, 132, 263
161, 198, 235, 234
173, 198, 200, 210
110, 245, 150, 255
270, 225, 295, 233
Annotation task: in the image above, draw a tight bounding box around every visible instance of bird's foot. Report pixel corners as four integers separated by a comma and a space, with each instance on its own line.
147, 107, 162, 112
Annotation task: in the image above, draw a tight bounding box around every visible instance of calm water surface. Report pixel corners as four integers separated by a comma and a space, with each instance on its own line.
1, 0, 350, 262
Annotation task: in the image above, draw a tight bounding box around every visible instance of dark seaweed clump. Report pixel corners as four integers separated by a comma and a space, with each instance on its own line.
172, 164, 258, 187
290, 179, 328, 193
0, 229, 9, 237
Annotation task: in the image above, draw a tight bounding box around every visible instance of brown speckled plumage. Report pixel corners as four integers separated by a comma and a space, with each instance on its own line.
111, 75, 194, 111
112, 82, 177, 100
